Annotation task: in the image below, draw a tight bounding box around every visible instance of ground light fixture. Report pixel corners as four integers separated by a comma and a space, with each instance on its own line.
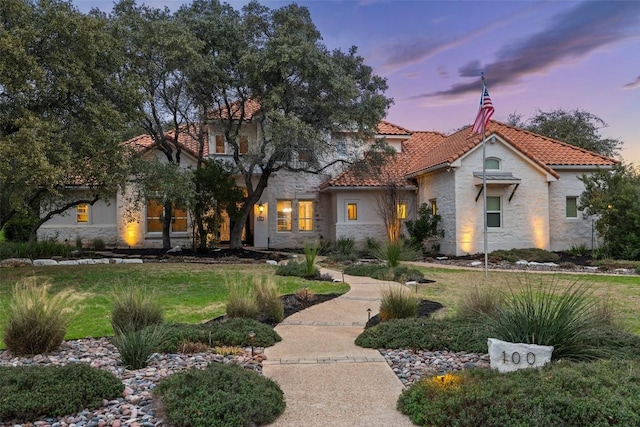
248, 331, 256, 356
367, 308, 372, 322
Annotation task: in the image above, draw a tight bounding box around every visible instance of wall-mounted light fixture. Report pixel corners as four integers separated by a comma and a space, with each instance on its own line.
257, 203, 265, 221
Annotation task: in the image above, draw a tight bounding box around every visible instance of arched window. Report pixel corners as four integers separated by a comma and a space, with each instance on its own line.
485, 157, 501, 170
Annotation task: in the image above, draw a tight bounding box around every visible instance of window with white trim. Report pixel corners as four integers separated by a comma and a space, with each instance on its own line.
298, 201, 313, 231
486, 196, 501, 228
76, 204, 89, 224
485, 157, 501, 170
277, 200, 292, 232
566, 197, 578, 218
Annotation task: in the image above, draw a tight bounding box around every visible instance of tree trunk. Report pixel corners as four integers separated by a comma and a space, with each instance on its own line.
162, 200, 172, 250
228, 176, 270, 249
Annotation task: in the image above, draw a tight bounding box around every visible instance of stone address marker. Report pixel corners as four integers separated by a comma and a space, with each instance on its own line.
487, 338, 553, 373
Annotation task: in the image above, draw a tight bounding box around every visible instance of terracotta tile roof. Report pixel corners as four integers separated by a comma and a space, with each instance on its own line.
321, 131, 445, 189
407, 120, 619, 177
208, 99, 261, 120
124, 125, 205, 158
377, 120, 411, 135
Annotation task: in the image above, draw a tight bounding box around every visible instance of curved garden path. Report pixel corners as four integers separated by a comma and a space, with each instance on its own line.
263, 268, 415, 427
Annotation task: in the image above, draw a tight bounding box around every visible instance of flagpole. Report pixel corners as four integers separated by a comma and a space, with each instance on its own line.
481, 74, 488, 279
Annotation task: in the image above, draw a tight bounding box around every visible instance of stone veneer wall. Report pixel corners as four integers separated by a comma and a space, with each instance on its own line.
416, 170, 456, 255
452, 142, 551, 256
548, 170, 596, 251
37, 196, 118, 246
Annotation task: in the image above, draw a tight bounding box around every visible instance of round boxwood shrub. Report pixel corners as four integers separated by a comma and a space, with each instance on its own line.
154, 363, 285, 427
0, 363, 124, 423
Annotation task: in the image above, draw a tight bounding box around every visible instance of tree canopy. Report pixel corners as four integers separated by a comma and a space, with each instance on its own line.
579, 164, 640, 260
0, 0, 140, 238
177, 0, 392, 248
508, 109, 622, 158
2, 0, 391, 248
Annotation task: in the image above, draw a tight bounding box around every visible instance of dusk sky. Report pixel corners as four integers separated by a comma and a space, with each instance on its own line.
74, 0, 640, 165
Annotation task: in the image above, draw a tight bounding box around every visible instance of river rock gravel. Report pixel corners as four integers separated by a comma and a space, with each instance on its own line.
0, 337, 264, 427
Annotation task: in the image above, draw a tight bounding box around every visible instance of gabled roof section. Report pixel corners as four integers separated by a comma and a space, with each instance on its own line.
408, 120, 619, 177
124, 125, 205, 159
208, 99, 262, 121
377, 120, 411, 136
321, 130, 445, 189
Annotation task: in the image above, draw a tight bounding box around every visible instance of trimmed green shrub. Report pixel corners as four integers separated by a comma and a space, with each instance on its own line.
489, 247, 560, 263
398, 359, 640, 427
0, 240, 75, 260
343, 263, 424, 283
112, 326, 167, 369
3, 278, 77, 355
379, 286, 418, 321
485, 278, 604, 360
276, 260, 319, 278
356, 318, 490, 353
156, 319, 281, 353
0, 364, 123, 423
155, 363, 285, 427
2, 215, 38, 243
567, 242, 589, 256
111, 287, 164, 334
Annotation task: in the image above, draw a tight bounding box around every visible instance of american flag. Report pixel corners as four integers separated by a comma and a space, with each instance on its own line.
472, 83, 494, 134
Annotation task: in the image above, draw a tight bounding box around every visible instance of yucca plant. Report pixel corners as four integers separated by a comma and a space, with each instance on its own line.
485, 276, 603, 360
303, 240, 319, 276
111, 287, 164, 334
3, 278, 77, 355
112, 326, 166, 370
379, 285, 418, 321
374, 239, 421, 268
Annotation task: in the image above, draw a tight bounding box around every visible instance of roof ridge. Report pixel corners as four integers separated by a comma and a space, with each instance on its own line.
489, 120, 619, 163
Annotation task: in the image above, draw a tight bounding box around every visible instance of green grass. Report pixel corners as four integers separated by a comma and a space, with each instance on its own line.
406, 266, 640, 334
0, 264, 349, 348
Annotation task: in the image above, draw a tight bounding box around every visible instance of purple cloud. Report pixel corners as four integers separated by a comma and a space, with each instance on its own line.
623, 75, 640, 90
418, 1, 640, 99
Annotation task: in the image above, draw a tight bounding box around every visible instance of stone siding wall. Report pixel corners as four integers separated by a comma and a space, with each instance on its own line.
548, 170, 595, 251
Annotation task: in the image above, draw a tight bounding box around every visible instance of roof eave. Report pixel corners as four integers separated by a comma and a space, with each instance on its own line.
320, 185, 418, 193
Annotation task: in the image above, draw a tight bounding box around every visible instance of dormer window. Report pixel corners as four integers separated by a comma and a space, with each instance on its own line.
485, 157, 501, 171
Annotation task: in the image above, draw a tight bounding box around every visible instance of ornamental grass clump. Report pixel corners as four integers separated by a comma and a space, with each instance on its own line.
3, 278, 77, 355
379, 285, 418, 321
457, 285, 504, 319
253, 276, 284, 324
485, 276, 603, 360
111, 287, 163, 334
225, 280, 259, 319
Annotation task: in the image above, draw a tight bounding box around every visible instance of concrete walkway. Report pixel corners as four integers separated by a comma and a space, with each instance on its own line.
263, 269, 415, 427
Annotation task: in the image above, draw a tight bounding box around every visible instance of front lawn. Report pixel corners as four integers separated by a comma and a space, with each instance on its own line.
0, 263, 348, 347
